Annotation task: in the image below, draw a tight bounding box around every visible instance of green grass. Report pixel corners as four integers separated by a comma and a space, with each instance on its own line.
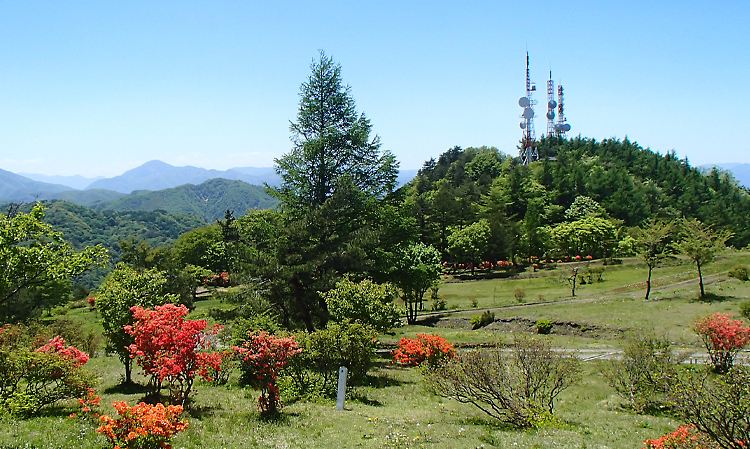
3, 251, 750, 448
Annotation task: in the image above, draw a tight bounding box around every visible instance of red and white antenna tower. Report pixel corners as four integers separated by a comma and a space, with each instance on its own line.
518, 51, 538, 165
546, 70, 556, 136
554, 84, 571, 137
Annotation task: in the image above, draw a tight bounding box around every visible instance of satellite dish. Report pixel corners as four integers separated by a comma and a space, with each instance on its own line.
562, 124, 571, 132
522, 107, 534, 119
548, 100, 557, 109
520, 122, 526, 129
518, 97, 530, 108
546, 111, 555, 120
554, 124, 562, 130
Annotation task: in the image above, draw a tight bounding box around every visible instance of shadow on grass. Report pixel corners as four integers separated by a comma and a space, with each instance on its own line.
186, 403, 221, 419
692, 292, 736, 303
348, 391, 382, 407
103, 381, 151, 395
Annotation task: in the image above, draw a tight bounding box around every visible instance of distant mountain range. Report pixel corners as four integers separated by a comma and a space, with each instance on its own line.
0, 160, 420, 220
1, 160, 420, 206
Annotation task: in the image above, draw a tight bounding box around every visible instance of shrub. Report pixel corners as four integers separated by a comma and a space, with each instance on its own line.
235, 331, 301, 415
642, 424, 714, 449
536, 319, 553, 335
97, 401, 188, 449
431, 297, 447, 311
0, 324, 95, 416
424, 335, 581, 428
285, 322, 377, 397
602, 330, 675, 412
322, 277, 402, 333
470, 311, 495, 329
392, 333, 457, 367
728, 266, 749, 282
740, 300, 750, 321
693, 313, 750, 373
125, 304, 224, 404
514, 288, 527, 303
470, 298, 478, 308
673, 366, 750, 448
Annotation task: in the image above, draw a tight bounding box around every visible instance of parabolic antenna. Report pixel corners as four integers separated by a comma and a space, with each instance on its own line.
522, 107, 534, 119
518, 97, 530, 108
554, 124, 562, 130
548, 100, 557, 109
546, 111, 555, 120
520, 121, 526, 129
562, 123, 571, 132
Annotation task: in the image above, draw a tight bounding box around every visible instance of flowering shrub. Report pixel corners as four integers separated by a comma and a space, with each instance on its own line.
642, 425, 715, 449
97, 401, 188, 449
87, 297, 96, 309
203, 272, 230, 287
36, 335, 90, 369
0, 325, 95, 416
69, 388, 102, 423
125, 304, 224, 404
694, 313, 750, 373
235, 331, 302, 415
393, 333, 456, 367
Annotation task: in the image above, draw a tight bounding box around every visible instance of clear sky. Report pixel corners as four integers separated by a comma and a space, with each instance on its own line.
0, 1, 748, 177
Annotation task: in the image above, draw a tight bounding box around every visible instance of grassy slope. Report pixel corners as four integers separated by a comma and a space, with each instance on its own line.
3, 252, 750, 448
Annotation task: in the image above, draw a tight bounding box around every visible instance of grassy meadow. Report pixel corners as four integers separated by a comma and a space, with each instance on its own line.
2, 251, 750, 449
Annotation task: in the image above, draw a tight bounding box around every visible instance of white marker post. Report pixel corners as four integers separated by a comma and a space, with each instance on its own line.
336, 366, 348, 411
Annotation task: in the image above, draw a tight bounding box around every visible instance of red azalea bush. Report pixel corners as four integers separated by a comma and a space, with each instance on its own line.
392, 333, 457, 367
234, 331, 302, 415
97, 401, 188, 449
203, 272, 230, 287
642, 425, 715, 449
125, 304, 224, 404
87, 297, 96, 309
694, 313, 750, 373
0, 325, 95, 416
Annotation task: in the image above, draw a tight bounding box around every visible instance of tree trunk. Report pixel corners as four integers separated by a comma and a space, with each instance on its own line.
645, 265, 653, 300
697, 263, 705, 297
124, 357, 132, 384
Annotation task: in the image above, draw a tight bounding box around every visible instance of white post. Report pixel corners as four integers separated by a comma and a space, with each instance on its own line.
336, 366, 348, 411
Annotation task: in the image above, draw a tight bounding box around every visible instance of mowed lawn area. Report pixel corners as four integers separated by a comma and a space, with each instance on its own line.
2, 251, 750, 449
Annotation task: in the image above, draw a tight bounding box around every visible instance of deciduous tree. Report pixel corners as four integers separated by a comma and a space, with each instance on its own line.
675, 218, 733, 298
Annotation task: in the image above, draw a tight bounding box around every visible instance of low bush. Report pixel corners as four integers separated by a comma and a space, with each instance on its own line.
423, 335, 581, 428
0, 324, 95, 417
514, 288, 527, 303
97, 401, 189, 449
285, 322, 377, 398
536, 319, 553, 334
601, 330, 675, 413
672, 366, 750, 448
728, 265, 749, 282
693, 313, 750, 373
392, 333, 456, 367
470, 311, 495, 329
44, 318, 101, 357
740, 300, 750, 321
322, 278, 401, 333
642, 424, 714, 449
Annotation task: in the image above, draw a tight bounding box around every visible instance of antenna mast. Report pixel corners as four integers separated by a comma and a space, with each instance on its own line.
554, 84, 571, 137
518, 52, 538, 165
546, 70, 557, 137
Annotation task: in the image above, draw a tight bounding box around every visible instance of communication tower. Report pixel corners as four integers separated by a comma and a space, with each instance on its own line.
546, 71, 557, 136
518, 52, 538, 165
554, 84, 571, 137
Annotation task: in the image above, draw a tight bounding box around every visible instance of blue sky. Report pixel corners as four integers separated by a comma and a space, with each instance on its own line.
0, 1, 748, 177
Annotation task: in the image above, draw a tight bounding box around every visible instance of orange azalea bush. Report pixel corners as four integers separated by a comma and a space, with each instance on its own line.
392, 333, 456, 367
97, 401, 188, 449
642, 425, 716, 449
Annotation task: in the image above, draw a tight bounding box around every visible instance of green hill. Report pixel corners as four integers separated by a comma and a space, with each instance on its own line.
94, 178, 277, 221
30, 200, 208, 287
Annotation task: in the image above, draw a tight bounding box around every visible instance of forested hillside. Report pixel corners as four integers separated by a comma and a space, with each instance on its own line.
402, 137, 750, 262
92, 178, 277, 222
25, 200, 207, 286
